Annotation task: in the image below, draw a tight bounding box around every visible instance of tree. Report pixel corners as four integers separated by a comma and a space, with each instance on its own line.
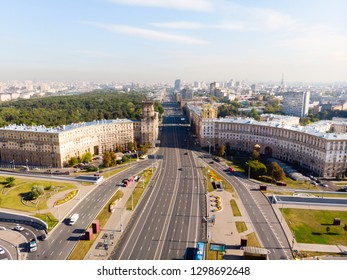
68, 157, 79, 166
249, 108, 260, 121
139, 144, 148, 154
5, 177, 15, 184
343, 224, 347, 235
81, 152, 92, 163
248, 160, 267, 179
5, 177, 15, 188
27, 185, 44, 201
110, 151, 117, 166
103, 151, 112, 167
122, 155, 130, 163
251, 150, 260, 160
267, 162, 286, 182
217, 144, 226, 157
116, 144, 123, 153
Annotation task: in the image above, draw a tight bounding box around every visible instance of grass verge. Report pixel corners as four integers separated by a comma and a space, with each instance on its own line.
206, 243, 224, 260
68, 190, 124, 260
246, 232, 261, 247
236, 221, 248, 233
230, 199, 241, 216
33, 212, 58, 231
125, 168, 155, 211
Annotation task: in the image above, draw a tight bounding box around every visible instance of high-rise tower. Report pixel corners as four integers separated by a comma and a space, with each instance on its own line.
140, 101, 159, 147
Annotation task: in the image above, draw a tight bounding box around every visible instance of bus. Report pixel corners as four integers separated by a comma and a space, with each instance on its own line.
194, 242, 205, 260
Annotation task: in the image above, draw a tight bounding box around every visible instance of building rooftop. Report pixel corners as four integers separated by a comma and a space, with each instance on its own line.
0, 119, 136, 134
216, 116, 347, 140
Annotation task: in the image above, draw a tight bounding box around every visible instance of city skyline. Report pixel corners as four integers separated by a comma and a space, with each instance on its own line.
1, 0, 347, 83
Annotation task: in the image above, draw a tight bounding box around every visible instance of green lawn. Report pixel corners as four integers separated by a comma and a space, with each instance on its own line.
33, 212, 58, 231
282, 208, 347, 245
125, 168, 155, 211
246, 232, 261, 247
236, 221, 248, 233
0, 176, 77, 212
68, 190, 124, 260
206, 243, 224, 260
230, 199, 241, 216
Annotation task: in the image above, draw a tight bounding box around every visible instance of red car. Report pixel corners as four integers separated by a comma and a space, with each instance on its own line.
229, 167, 235, 172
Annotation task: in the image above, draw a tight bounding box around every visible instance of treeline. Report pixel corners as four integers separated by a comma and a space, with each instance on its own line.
0, 90, 163, 127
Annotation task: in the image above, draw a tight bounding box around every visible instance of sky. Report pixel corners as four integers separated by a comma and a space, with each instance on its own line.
1, 0, 347, 84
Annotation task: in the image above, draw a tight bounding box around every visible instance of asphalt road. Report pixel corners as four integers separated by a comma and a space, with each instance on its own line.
31, 160, 154, 260
0, 221, 43, 260
110, 100, 205, 260
200, 158, 293, 260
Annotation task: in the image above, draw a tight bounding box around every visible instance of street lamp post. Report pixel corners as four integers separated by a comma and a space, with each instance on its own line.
207, 141, 211, 155
246, 162, 250, 179
120, 209, 123, 232
57, 205, 60, 221
132, 193, 134, 211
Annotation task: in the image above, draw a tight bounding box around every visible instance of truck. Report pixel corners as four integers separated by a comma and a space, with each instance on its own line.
69, 213, 79, 225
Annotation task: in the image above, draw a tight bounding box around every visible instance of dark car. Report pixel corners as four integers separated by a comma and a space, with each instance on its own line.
337, 187, 347, 192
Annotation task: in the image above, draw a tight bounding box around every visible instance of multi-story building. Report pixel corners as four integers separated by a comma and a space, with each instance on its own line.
213, 117, 347, 177
282, 91, 310, 117
140, 101, 159, 148
0, 101, 159, 168
174, 79, 181, 91
187, 102, 347, 177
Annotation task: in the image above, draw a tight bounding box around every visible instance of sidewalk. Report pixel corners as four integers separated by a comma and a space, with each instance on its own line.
0, 230, 28, 260
207, 189, 256, 259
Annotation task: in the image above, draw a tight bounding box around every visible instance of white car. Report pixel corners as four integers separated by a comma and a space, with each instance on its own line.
0, 247, 5, 255
13, 225, 24, 231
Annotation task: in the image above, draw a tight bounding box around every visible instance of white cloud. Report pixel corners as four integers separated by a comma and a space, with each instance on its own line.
108, 0, 213, 12
249, 7, 300, 31
147, 3, 301, 33
82, 21, 208, 45
150, 21, 206, 29
212, 1, 301, 32
277, 24, 347, 60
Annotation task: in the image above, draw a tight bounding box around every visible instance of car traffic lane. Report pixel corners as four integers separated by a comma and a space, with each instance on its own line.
37, 160, 154, 260
200, 157, 293, 260
160, 130, 203, 259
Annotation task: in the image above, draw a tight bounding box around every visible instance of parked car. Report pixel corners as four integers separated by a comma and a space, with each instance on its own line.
0, 247, 5, 255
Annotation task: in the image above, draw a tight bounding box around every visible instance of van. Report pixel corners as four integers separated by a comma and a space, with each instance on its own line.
69, 213, 79, 225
